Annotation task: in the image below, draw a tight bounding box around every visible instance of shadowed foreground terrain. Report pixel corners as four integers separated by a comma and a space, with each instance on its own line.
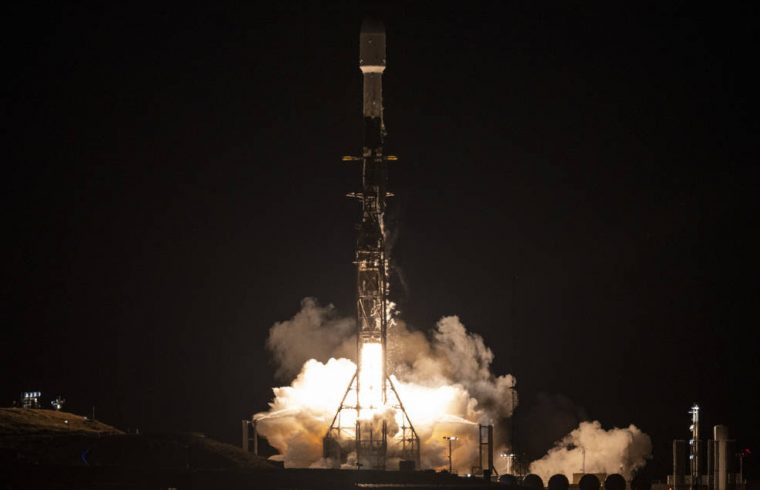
0, 408, 122, 435
0, 408, 501, 489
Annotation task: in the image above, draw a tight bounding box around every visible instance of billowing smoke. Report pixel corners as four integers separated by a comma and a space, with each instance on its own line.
254, 358, 356, 467
255, 299, 518, 471
266, 298, 356, 380
391, 316, 518, 420
529, 421, 652, 481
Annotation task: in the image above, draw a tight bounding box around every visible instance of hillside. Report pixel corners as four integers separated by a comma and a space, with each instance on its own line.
0, 408, 274, 471
0, 408, 121, 435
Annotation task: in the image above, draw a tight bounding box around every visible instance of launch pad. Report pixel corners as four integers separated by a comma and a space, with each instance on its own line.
323, 371, 420, 469
322, 19, 420, 470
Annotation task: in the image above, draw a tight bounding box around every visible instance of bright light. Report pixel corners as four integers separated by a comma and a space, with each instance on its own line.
254, 354, 492, 470
358, 342, 384, 418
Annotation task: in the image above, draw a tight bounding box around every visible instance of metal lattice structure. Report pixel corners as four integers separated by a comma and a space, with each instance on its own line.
689, 403, 700, 490
322, 19, 420, 471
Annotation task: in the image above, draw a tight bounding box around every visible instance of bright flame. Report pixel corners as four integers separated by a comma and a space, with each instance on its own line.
358, 342, 384, 418
256, 311, 521, 472
255, 356, 488, 470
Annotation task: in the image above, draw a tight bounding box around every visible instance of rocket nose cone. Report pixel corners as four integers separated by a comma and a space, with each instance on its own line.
360, 17, 384, 35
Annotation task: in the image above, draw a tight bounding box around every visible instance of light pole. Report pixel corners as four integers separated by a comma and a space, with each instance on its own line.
581, 446, 586, 474
500, 451, 516, 475
443, 436, 458, 473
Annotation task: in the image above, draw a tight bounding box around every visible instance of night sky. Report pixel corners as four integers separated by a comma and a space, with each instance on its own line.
3, 1, 759, 479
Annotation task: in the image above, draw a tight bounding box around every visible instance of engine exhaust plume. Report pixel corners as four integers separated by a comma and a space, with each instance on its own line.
254, 299, 519, 471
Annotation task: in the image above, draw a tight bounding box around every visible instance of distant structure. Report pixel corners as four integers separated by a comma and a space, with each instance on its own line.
670, 404, 745, 490
322, 19, 419, 471
500, 451, 517, 475
475, 424, 496, 480
241, 419, 258, 455
50, 395, 66, 411
690, 404, 701, 490
20, 391, 42, 408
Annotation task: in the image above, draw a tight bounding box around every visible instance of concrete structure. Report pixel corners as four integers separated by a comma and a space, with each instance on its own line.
669, 424, 742, 490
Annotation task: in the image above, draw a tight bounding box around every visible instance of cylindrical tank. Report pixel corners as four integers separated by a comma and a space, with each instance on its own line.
522, 474, 545, 489
548, 474, 569, 490
605, 474, 626, 490
714, 426, 729, 490
579, 474, 601, 490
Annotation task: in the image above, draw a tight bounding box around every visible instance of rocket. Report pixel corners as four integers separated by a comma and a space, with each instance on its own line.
355, 18, 389, 350
325, 19, 419, 471
353, 16, 392, 468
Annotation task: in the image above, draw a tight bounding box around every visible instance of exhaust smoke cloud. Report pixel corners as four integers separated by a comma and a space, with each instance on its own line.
266, 298, 356, 381
255, 298, 518, 471
257, 299, 652, 476
529, 421, 652, 481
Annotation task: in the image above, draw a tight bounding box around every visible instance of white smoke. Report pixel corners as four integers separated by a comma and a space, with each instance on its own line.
255, 300, 519, 471
392, 316, 518, 420
529, 421, 652, 482
266, 298, 355, 380
254, 358, 356, 467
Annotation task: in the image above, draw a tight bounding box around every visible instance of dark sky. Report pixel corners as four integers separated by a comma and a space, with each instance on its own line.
3, 1, 759, 479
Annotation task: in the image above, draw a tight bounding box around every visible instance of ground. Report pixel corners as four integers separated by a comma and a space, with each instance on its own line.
0, 408, 121, 435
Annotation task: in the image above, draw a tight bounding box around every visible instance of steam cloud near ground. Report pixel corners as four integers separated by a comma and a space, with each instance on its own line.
256, 298, 517, 470
256, 298, 651, 476
529, 421, 652, 482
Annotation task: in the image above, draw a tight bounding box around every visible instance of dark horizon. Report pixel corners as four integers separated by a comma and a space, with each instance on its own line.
3, 1, 758, 479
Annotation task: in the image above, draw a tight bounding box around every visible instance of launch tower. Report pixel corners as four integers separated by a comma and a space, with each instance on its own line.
322, 19, 420, 471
